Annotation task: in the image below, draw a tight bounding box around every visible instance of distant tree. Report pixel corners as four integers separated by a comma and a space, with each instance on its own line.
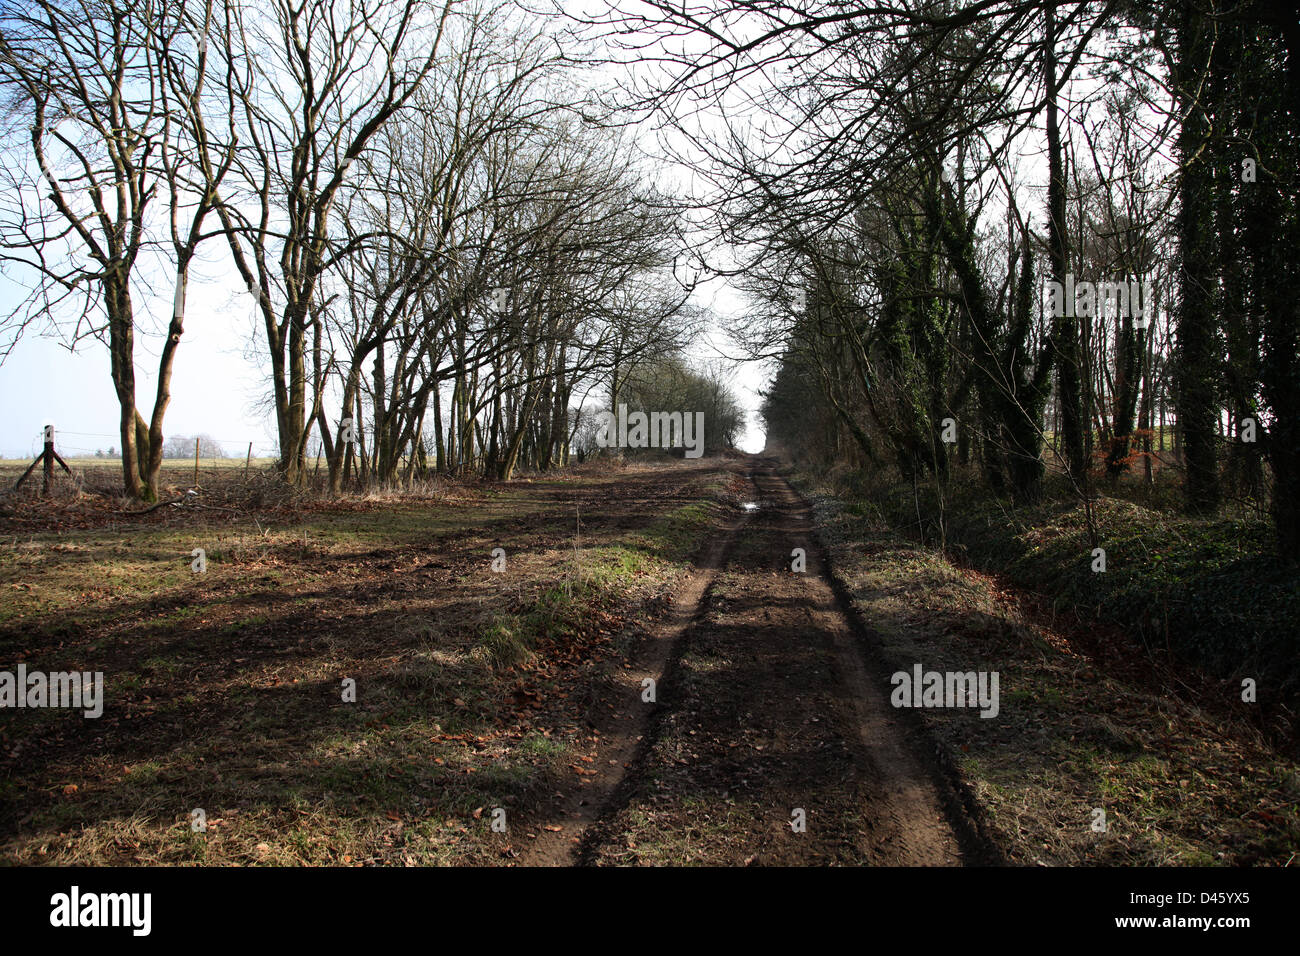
162, 434, 226, 458
618, 354, 744, 456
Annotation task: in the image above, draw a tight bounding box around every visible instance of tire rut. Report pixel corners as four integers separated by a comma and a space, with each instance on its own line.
575, 459, 969, 866
513, 466, 753, 865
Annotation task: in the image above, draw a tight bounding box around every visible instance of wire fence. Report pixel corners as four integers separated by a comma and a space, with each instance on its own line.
0, 429, 282, 462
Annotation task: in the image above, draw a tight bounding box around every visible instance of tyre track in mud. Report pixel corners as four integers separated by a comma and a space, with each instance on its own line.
566, 458, 975, 866
512, 462, 753, 865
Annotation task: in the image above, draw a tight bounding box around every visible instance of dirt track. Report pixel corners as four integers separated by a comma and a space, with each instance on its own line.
522, 457, 971, 865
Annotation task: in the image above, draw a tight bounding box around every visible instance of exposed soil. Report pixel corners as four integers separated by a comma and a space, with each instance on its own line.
525, 459, 972, 865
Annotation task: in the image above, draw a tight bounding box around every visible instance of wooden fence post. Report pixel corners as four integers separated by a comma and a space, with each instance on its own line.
14, 424, 72, 495
43, 424, 54, 496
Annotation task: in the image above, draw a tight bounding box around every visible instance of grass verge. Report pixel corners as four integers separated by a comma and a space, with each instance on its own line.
793, 470, 1300, 866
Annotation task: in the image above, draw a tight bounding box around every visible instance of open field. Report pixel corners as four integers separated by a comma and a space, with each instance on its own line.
1, 459, 737, 863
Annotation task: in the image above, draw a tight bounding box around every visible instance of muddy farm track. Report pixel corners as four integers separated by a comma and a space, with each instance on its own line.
521, 460, 972, 866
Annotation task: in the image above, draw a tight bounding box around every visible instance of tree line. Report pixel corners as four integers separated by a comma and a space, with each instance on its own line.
575, 0, 1297, 559
0, 0, 736, 499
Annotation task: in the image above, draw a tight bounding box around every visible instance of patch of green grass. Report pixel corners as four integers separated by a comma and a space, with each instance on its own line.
218, 614, 269, 635
518, 734, 567, 758
481, 618, 535, 670
637, 502, 728, 561
471, 498, 727, 672
114, 673, 145, 694
141, 656, 183, 677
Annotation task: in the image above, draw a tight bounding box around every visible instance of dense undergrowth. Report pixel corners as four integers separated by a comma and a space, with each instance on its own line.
813, 465, 1300, 724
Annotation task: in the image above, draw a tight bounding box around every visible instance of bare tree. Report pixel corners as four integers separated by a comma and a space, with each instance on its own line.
0, 0, 219, 499
198, 0, 458, 485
